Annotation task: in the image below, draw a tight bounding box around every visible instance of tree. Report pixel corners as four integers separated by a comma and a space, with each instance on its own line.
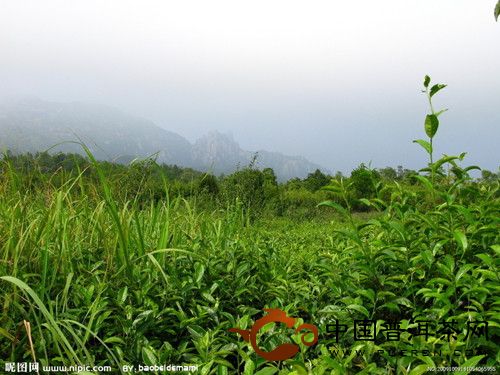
481, 169, 499, 183
197, 174, 219, 196
222, 168, 266, 213
378, 167, 397, 181
349, 164, 379, 199
262, 168, 277, 187
304, 169, 330, 192
347, 164, 381, 210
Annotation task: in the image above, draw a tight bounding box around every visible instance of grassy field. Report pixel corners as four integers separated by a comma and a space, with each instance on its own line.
1, 79, 499, 374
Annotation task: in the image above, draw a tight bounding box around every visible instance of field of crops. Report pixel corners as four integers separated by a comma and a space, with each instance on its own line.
1, 79, 499, 374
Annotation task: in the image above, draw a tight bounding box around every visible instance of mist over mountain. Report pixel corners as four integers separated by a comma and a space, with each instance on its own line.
0, 98, 326, 180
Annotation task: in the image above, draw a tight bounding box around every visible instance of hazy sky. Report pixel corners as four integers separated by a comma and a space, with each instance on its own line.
1, 1, 499, 173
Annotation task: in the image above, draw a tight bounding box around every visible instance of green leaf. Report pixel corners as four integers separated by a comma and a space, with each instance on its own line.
463, 165, 481, 173
451, 167, 464, 179
318, 200, 348, 216
347, 304, 369, 317
453, 230, 468, 252
409, 364, 433, 375
194, 262, 206, 284
103, 336, 125, 344
495, 0, 500, 21
430, 83, 447, 97
492, 244, 500, 255
413, 139, 432, 155
201, 361, 215, 375
435, 108, 448, 117
0, 327, 15, 342
424, 114, 439, 138
141, 347, 157, 366
117, 286, 128, 305
254, 368, 278, 375
432, 155, 459, 172
421, 250, 434, 267
244, 360, 255, 375
358, 198, 372, 207
321, 185, 342, 194
291, 363, 309, 375
414, 175, 434, 191
424, 75, 431, 88
454, 355, 485, 375
217, 365, 229, 375
475, 253, 493, 267
455, 264, 474, 282
357, 289, 375, 303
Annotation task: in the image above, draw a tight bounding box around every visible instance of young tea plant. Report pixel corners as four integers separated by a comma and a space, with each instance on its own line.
414, 75, 447, 185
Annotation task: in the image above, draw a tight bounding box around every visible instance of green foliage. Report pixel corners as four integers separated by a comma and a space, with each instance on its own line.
0, 76, 498, 373
346, 164, 381, 211
481, 168, 500, 182
197, 174, 220, 196
303, 169, 330, 192
377, 167, 397, 181
319, 76, 499, 372
221, 167, 266, 216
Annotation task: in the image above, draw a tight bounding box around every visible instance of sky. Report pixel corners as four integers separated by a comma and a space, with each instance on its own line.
1, 0, 499, 173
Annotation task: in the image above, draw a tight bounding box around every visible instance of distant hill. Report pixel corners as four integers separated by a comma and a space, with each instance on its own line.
0, 98, 326, 180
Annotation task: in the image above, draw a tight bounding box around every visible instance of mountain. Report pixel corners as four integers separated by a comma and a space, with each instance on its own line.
192, 131, 325, 180
0, 97, 193, 164
0, 98, 326, 180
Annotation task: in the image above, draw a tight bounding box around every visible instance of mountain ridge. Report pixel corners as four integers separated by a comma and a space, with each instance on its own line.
0, 98, 327, 180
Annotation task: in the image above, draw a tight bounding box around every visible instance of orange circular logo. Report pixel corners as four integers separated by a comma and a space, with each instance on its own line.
229, 308, 318, 361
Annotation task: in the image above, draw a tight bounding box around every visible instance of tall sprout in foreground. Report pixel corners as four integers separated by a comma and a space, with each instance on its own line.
414, 75, 447, 185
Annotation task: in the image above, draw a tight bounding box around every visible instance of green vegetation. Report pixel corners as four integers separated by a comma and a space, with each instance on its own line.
0, 78, 499, 374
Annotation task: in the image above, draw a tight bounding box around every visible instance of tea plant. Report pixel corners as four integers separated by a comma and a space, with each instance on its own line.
317, 76, 499, 373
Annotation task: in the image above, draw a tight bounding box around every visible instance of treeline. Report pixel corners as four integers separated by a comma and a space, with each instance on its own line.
1, 151, 498, 218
